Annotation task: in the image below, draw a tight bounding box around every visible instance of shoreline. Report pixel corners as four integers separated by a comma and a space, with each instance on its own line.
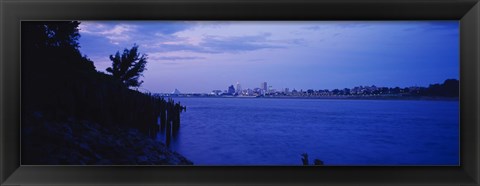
22, 113, 193, 165
164, 95, 459, 101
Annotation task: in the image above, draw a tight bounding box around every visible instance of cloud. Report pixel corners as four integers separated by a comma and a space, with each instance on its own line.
402, 21, 458, 32
144, 33, 289, 54
303, 22, 370, 31
148, 22, 194, 35
304, 25, 322, 30
154, 56, 206, 61
80, 22, 305, 57
149, 43, 211, 53
79, 23, 136, 45
80, 21, 199, 46
424, 22, 458, 31
141, 34, 188, 49
198, 33, 285, 53
247, 58, 265, 62
336, 22, 371, 29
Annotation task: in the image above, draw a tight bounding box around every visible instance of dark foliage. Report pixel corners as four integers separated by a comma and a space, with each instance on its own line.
22, 21, 96, 117
421, 79, 459, 97
290, 79, 459, 98
301, 153, 324, 165
313, 159, 324, 165
21, 21, 177, 137
106, 44, 147, 88
301, 153, 309, 165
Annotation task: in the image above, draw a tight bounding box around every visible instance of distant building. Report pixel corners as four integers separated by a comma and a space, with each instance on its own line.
261, 82, 268, 91
211, 90, 222, 96
292, 89, 298, 95
241, 89, 248, 95
408, 86, 422, 94
247, 89, 254, 95
236, 82, 242, 94
172, 88, 181, 95
228, 85, 236, 95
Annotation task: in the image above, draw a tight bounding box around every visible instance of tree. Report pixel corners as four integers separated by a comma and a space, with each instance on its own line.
106, 44, 148, 88
43, 21, 81, 49
442, 79, 459, 97
23, 21, 95, 72
301, 153, 309, 165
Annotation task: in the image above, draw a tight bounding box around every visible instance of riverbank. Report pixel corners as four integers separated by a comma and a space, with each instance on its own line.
164, 95, 459, 101
22, 113, 193, 165
260, 95, 459, 101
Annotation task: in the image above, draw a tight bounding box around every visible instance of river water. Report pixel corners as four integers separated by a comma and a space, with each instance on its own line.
157, 97, 459, 166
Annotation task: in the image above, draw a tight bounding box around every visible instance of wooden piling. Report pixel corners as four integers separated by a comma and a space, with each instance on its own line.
151, 96, 185, 146
165, 120, 171, 146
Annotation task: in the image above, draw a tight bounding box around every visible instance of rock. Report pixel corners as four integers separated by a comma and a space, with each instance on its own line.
22, 114, 193, 165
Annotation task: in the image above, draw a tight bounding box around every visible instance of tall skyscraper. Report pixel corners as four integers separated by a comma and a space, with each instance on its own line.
236, 82, 242, 93
261, 82, 268, 91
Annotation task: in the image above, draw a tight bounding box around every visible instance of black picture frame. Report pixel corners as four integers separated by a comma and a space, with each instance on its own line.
1, 0, 479, 185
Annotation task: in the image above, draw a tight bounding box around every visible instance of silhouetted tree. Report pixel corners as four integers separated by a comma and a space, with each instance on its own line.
301, 153, 309, 165
332, 89, 340, 95
22, 21, 183, 133
392, 87, 401, 94
22, 21, 96, 117
43, 21, 81, 49
106, 44, 148, 88
313, 159, 324, 165
442, 79, 459, 97
421, 79, 459, 97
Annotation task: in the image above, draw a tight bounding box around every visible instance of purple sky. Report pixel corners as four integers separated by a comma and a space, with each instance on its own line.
78, 21, 459, 93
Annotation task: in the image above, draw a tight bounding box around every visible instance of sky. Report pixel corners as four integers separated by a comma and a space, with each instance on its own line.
78, 21, 459, 93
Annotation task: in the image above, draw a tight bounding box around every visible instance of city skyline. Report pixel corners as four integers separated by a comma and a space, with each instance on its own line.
78, 21, 459, 93
160, 79, 457, 94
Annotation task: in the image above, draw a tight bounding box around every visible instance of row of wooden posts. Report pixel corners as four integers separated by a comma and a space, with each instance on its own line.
154, 98, 186, 146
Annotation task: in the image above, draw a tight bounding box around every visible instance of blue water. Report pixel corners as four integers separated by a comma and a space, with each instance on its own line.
157, 98, 459, 166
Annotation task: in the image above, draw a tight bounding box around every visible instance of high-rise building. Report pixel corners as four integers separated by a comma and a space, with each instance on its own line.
236, 82, 242, 93
261, 82, 267, 91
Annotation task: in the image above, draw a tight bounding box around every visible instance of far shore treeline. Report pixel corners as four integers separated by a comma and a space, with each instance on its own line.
276, 79, 460, 98
21, 21, 185, 140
